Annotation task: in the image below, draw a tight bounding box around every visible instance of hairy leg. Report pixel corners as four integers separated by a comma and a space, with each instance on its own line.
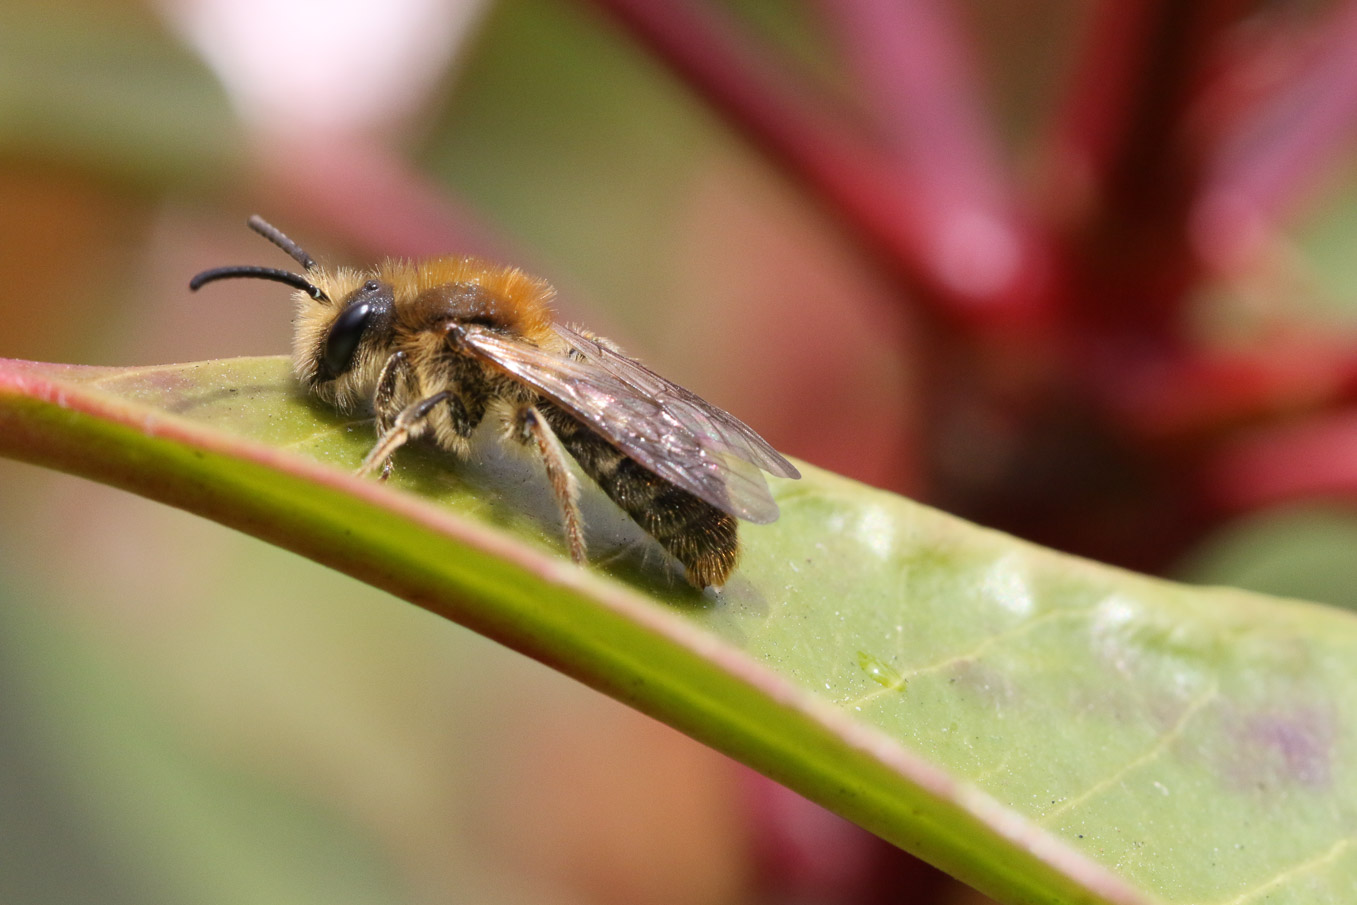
514, 404, 586, 566
357, 390, 452, 478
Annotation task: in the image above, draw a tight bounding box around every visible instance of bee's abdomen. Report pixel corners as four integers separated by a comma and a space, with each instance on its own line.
541, 405, 739, 589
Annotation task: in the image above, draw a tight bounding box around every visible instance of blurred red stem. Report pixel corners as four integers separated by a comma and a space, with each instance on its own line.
1055, 0, 1255, 334
1196, 0, 1357, 271
1100, 343, 1357, 440
1209, 411, 1357, 513
580, 0, 1050, 330
817, 0, 1052, 331
819, 0, 1007, 209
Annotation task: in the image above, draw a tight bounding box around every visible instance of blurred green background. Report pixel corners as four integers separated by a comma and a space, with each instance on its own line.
2, 1, 1356, 903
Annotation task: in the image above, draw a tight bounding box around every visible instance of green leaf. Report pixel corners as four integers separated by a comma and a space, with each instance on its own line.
3, 355, 1356, 905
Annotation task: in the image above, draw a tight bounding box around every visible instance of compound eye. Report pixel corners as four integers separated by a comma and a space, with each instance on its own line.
322, 300, 372, 379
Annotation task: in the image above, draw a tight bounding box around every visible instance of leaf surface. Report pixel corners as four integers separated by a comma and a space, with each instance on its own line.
2, 355, 1355, 905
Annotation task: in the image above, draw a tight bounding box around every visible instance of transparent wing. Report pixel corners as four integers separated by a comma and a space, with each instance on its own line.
460, 326, 789, 523
552, 323, 800, 479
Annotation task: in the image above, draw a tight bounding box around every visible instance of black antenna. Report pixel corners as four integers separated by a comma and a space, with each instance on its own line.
247, 215, 317, 271
189, 265, 328, 301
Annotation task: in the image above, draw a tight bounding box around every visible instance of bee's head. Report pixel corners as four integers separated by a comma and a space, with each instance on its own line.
189, 216, 395, 410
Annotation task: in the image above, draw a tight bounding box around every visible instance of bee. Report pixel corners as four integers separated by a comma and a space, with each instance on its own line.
190, 216, 799, 590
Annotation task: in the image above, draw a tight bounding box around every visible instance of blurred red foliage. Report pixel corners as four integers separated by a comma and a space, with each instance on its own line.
578, 0, 1357, 577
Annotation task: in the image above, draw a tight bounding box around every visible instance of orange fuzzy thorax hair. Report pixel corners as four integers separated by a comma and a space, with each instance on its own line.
384, 256, 557, 343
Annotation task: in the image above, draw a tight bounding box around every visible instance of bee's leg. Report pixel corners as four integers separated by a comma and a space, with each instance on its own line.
357, 391, 451, 478
369, 351, 412, 481
372, 352, 409, 435
515, 405, 586, 566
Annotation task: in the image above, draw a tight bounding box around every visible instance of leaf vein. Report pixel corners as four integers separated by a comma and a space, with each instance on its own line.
1211, 836, 1356, 905
1037, 678, 1219, 825
841, 608, 1087, 709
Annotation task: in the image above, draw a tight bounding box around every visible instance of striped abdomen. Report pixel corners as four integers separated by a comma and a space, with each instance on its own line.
540, 404, 739, 589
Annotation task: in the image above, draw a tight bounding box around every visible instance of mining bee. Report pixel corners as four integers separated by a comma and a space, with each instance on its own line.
190, 216, 799, 589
